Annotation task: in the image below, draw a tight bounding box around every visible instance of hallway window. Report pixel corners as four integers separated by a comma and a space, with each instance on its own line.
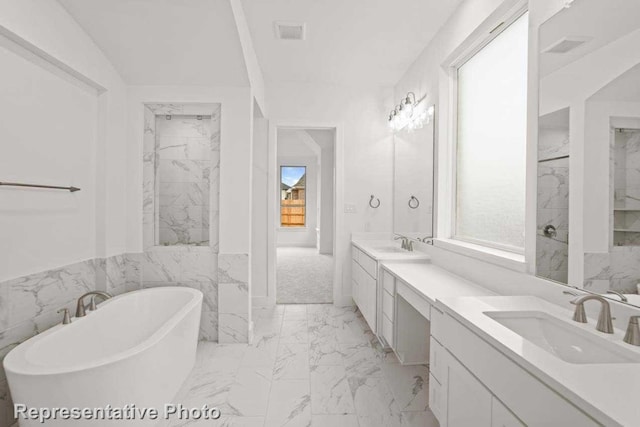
281, 166, 306, 227
454, 11, 528, 252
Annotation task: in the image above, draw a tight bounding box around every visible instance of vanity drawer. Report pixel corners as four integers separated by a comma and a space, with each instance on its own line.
382, 269, 395, 294
382, 289, 394, 319
382, 314, 394, 347
358, 251, 378, 279
351, 246, 360, 263
431, 305, 445, 343
429, 337, 446, 384
396, 279, 431, 320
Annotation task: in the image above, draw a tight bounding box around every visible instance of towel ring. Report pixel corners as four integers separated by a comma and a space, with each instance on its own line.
408, 196, 420, 209
369, 195, 381, 209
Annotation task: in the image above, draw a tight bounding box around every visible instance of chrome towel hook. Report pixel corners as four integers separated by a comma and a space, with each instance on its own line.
408, 195, 420, 209
369, 195, 380, 209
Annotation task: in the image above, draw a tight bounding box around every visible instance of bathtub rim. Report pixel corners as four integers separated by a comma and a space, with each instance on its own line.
3, 286, 203, 377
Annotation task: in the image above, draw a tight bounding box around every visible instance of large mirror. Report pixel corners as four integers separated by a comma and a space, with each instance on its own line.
392, 104, 436, 241
537, 0, 640, 306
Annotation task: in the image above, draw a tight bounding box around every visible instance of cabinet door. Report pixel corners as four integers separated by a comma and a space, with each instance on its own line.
491, 398, 525, 427
351, 260, 360, 307
359, 271, 377, 332
447, 356, 492, 427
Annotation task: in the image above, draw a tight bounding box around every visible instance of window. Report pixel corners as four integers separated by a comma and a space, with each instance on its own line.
280, 166, 306, 227
455, 12, 528, 252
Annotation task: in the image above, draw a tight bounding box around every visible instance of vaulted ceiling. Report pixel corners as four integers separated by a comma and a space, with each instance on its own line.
58, 0, 462, 87
59, 0, 250, 86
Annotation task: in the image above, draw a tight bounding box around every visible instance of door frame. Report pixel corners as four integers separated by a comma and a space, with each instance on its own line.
267, 121, 345, 306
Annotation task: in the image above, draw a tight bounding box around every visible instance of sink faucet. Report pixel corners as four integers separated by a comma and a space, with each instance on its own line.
75, 291, 113, 318
606, 290, 628, 303
624, 316, 640, 346
570, 295, 614, 334
394, 236, 407, 250
394, 236, 414, 251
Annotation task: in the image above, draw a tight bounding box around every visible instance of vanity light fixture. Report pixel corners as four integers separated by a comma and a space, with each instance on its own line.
387, 92, 433, 132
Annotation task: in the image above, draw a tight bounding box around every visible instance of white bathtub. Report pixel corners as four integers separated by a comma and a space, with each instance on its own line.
4, 287, 202, 426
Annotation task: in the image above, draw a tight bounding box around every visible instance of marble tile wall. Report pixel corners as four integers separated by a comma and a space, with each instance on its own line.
142, 103, 224, 343
584, 249, 640, 294
141, 247, 218, 341
536, 127, 569, 283
156, 115, 213, 246
218, 254, 250, 344
0, 253, 139, 426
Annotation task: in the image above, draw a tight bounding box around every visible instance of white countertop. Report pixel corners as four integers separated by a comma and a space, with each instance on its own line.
381, 262, 495, 305
437, 295, 640, 427
351, 239, 431, 261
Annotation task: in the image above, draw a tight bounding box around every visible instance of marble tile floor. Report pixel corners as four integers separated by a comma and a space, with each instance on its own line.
164, 304, 438, 427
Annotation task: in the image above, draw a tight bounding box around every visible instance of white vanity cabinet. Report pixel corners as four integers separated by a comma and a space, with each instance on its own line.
351, 246, 378, 333
430, 307, 601, 427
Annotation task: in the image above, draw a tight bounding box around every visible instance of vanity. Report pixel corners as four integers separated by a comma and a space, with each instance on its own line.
350, 239, 430, 340
351, 236, 640, 426
431, 296, 640, 426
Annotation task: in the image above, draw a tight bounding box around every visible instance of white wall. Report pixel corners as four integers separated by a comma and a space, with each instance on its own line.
0, 0, 128, 280
266, 82, 394, 305
252, 113, 269, 303
306, 129, 335, 254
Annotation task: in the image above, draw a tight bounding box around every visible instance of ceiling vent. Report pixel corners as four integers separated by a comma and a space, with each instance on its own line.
542, 36, 592, 54
274, 22, 306, 41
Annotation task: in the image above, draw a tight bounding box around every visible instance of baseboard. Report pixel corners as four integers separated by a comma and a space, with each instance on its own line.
333, 295, 355, 307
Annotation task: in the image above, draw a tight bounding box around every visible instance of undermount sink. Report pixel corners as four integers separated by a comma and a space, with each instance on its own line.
485, 311, 640, 364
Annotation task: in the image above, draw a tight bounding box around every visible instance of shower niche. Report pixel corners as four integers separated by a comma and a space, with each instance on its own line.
613, 125, 640, 246
143, 104, 221, 248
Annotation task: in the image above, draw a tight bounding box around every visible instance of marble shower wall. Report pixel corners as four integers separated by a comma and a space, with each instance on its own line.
613, 130, 640, 246
584, 249, 640, 294
156, 115, 214, 246
0, 253, 139, 426
536, 126, 569, 283
142, 103, 222, 342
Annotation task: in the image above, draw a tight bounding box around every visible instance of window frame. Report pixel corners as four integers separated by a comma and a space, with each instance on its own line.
279, 165, 307, 228
449, 7, 529, 255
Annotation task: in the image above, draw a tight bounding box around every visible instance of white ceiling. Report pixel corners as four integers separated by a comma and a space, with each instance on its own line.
539, 0, 640, 77
58, 0, 462, 87
591, 63, 640, 102
58, 0, 250, 86
239, 0, 462, 86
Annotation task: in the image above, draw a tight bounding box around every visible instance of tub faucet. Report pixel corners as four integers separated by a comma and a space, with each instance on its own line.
570, 294, 614, 334
76, 291, 113, 318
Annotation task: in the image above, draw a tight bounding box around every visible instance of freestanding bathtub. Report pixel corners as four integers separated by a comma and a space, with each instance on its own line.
4, 287, 202, 426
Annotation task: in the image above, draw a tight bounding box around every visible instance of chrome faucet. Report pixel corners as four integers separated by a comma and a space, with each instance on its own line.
570, 295, 614, 334
75, 291, 113, 318
624, 316, 640, 346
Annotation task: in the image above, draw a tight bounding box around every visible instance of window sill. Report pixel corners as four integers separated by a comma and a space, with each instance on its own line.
433, 238, 527, 273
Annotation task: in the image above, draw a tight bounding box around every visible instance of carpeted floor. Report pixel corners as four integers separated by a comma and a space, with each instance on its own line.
276, 247, 333, 304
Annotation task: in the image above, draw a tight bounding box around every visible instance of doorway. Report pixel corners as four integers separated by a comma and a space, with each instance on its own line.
274, 127, 336, 304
